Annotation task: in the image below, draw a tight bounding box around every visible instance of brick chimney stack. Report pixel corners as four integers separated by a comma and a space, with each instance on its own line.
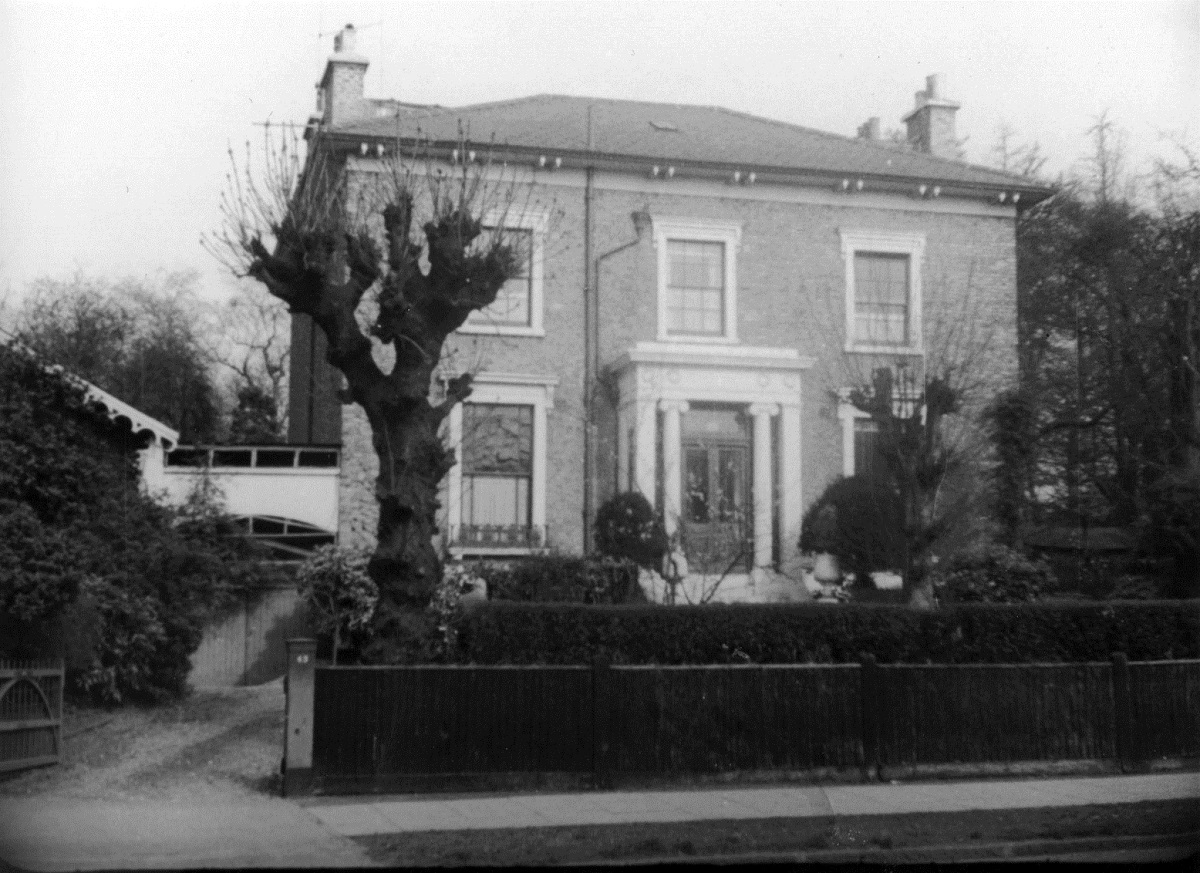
315, 24, 369, 125
902, 74, 961, 160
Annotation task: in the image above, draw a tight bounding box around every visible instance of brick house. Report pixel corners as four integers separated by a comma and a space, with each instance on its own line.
289, 26, 1052, 601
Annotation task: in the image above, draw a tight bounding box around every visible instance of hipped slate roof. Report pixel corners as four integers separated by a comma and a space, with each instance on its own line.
329, 94, 1049, 196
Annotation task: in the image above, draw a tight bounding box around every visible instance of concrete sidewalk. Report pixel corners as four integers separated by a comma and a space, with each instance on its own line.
2, 772, 1196, 871
303, 771, 1200, 836
0, 798, 377, 871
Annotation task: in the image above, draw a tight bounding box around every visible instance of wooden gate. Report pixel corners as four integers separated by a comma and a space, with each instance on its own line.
0, 660, 63, 774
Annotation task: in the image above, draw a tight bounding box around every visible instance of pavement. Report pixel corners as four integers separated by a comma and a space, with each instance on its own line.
2, 771, 1198, 870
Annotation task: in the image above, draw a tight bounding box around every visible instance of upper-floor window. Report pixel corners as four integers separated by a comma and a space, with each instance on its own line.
854, 253, 909, 346
652, 217, 742, 343
460, 211, 547, 337
840, 230, 925, 354
667, 240, 725, 336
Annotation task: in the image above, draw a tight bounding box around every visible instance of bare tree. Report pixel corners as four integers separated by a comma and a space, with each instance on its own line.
214, 283, 290, 440
991, 122, 1049, 180
206, 125, 527, 613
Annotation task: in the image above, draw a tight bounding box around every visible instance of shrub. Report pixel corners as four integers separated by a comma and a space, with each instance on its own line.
297, 545, 377, 665
1, 341, 258, 703
475, 554, 643, 604
799, 476, 905, 581
452, 600, 1200, 665
932, 543, 1055, 604
595, 492, 668, 570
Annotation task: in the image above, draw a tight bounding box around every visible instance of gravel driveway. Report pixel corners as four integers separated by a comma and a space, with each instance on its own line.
0, 680, 285, 803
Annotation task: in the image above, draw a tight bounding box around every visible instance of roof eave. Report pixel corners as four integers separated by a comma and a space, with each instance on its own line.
318, 129, 1055, 206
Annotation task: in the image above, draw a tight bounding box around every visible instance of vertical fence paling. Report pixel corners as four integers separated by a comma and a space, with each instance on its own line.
287, 654, 1200, 795
0, 660, 64, 774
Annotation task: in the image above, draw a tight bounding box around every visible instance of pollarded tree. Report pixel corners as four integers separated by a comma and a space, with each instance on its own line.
207, 130, 523, 614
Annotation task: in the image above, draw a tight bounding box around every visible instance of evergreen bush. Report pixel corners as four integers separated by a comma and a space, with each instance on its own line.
932, 543, 1054, 603
475, 554, 643, 604
594, 492, 668, 570
799, 476, 905, 581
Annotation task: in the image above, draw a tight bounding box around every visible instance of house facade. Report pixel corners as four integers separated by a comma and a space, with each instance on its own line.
289, 26, 1051, 601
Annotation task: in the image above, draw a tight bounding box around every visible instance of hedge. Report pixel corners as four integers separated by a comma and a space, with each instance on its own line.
453, 600, 1200, 665
472, 555, 643, 605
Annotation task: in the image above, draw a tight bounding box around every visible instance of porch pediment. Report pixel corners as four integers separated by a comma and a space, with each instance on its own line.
614, 341, 815, 406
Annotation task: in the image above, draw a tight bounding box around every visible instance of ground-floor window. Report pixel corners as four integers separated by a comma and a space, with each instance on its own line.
461, 402, 533, 528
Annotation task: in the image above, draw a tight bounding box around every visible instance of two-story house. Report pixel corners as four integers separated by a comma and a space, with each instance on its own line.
289, 25, 1052, 602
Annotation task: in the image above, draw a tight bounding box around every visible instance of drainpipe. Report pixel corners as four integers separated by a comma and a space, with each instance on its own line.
583, 105, 595, 553
593, 211, 651, 497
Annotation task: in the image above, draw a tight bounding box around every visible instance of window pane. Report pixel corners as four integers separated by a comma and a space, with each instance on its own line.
854, 253, 909, 345
685, 447, 709, 522
854, 419, 884, 479
463, 475, 530, 526
467, 227, 533, 327
667, 239, 725, 336
462, 404, 532, 475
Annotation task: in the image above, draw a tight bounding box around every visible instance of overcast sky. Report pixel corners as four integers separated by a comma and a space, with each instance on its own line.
1, 0, 1197, 304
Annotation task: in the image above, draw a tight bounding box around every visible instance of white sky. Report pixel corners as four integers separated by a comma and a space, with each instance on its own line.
1, 0, 1197, 303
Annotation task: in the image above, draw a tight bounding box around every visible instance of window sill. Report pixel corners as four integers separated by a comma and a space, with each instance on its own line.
844, 343, 924, 356
449, 545, 550, 558
458, 324, 545, 338
656, 333, 739, 345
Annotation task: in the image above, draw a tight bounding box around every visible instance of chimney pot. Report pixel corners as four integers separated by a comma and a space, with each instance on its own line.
925, 74, 939, 99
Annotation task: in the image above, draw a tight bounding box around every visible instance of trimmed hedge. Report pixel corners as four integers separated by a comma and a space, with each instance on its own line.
473, 555, 644, 605
453, 600, 1200, 665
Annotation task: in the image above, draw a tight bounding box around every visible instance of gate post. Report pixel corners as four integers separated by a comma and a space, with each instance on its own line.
859, 654, 882, 781
591, 653, 612, 790
1110, 652, 1138, 772
283, 638, 317, 796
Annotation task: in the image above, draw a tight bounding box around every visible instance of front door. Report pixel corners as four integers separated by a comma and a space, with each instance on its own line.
680, 407, 752, 574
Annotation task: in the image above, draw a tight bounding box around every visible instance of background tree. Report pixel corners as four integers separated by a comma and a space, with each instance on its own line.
1010, 115, 1200, 592
208, 129, 525, 622
12, 272, 222, 442
214, 284, 290, 442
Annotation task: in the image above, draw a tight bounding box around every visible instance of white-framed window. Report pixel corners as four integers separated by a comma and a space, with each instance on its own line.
652, 216, 741, 343
445, 374, 556, 555
460, 210, 548, 337
839, 229, 925, 354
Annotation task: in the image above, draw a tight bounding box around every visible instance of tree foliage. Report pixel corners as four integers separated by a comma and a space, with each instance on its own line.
12, 272, 222, 442
296, 544, 377, 665
0, 341, 258, 703
800, 475, 905, 583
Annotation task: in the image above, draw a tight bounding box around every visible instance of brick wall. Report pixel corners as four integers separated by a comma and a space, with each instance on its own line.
301, 166, 1017, 556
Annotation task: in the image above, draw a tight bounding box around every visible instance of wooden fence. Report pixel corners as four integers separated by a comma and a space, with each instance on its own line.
0, 660, 63, 775
281, 643, 1200, 796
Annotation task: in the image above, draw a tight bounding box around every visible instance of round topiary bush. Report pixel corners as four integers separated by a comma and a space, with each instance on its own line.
799, 476, 905, 583
594, 492, 668, 570
931, 543, 1055, 604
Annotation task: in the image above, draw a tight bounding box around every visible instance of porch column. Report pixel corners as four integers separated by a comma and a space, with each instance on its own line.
779, 403, 803, 571
633, 398, 658, 507
659, 400, 689, 536
749, 403, 779, 568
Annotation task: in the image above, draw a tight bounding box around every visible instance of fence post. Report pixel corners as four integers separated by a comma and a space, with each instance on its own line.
283, 638, 317, 796
591, 653, 612, 790
859, 654, 881, 781
1110, 652, 1137, 773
